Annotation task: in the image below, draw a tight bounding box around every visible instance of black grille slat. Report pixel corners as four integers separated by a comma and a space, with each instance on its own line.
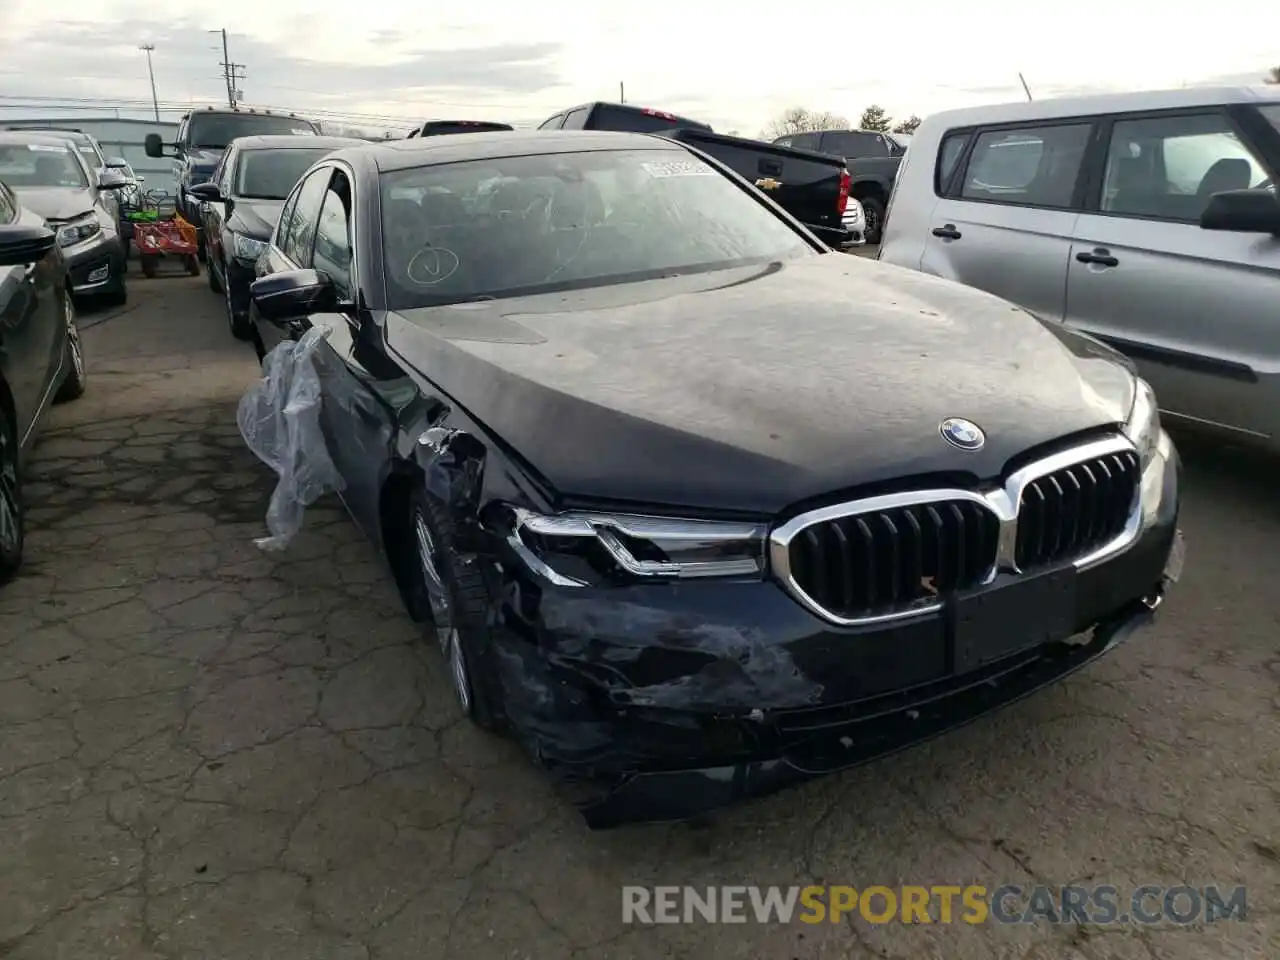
788, 499, 999, 621
1015, 450, 1139, 572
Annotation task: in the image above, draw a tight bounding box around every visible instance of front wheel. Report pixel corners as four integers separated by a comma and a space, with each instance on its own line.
408, 487, 506, 731
54, 292, 86, 403
224, 264, 255, 341
860, 195, 887, 245
0, 407, 23, 585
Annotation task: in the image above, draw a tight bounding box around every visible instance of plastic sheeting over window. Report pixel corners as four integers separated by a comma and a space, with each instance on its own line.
237, 328, 344, 550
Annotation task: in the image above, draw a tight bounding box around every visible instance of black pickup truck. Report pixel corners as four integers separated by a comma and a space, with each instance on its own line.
406, 120, 514, 137
539, 102, 852, 248
772, 129, 909, 243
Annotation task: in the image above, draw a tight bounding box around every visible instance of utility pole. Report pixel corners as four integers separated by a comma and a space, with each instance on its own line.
211, 28, 246, 107
139, 43, 159, 120
619, 81, 625, 104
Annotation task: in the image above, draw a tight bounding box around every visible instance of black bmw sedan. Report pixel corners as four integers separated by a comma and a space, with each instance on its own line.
246, 130, 1183, 826
190, 134, 365, 340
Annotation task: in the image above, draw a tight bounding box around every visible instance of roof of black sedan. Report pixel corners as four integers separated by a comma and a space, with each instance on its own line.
350, 130, 678, 172
231, 134, 369, 151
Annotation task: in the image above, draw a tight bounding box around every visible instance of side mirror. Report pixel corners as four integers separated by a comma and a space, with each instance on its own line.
98, 169, 130, 191
0, 222, 57, 267
143, 133, 170, 159
250, 269, 338, 326
188, 182, 223, 203
1200, 188, 1280, 235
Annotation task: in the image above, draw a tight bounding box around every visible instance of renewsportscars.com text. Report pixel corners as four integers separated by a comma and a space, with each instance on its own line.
622, 884, 1247, 926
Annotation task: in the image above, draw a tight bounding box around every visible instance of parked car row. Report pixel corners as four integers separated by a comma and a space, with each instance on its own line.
170, 122, 1184, 827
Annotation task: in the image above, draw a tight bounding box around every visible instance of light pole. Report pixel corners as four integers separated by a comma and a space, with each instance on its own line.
139, 43, 159, 120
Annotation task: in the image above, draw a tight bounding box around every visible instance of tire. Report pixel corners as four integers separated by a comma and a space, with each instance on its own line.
224, 269, 254, 341
183, 255, 200, 277
860, 195, 887, 245
207, 254, 223, 293
141, 255, 158, 279
0, 406, 23, 586
407, 486, 506, 732
54, 292, 86, 403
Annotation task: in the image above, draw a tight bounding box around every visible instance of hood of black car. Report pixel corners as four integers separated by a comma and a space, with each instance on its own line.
388, 255, 1137, 516
12, 186, 94, 222
227, 199, 283, 239
187, 149, 222, 179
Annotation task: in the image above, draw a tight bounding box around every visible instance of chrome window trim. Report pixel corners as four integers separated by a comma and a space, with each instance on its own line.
768, 434, 1141, 627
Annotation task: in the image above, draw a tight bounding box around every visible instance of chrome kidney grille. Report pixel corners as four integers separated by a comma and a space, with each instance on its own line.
770, 435, 1143, 626
786, 500, 999, 622
1015, 450, 1140, 571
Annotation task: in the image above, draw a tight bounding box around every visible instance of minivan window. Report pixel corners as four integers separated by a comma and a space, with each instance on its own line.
1101, 112, 1271, 221
935, 133, 969, 193
824, 132, 887, 158
960, 124, 1091, 209
1260, 104, 1280, 138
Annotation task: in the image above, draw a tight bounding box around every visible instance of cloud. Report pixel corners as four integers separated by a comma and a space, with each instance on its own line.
0, 18, 567, 123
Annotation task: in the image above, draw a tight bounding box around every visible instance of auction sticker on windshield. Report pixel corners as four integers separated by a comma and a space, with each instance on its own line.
642, 159, 717, 178
27, 144, 69, 153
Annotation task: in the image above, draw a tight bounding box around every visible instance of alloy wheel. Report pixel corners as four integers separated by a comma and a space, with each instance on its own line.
863, 205, 879, 241
413, 509, 472, 713
223, 264, 236, 333
65, 294, 84, 382
0, 415, 19, 557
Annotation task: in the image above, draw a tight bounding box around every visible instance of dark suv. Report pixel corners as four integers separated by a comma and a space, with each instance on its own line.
144, 106, 320, 259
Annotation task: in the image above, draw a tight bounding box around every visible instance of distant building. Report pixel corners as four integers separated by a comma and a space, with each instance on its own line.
2, 116, 179, 194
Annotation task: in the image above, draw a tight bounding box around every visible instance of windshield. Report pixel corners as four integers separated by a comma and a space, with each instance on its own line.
0, 142, 88, 188
236, 147, 333, 199
188, 113, 318, 150
380, 148, 813, 310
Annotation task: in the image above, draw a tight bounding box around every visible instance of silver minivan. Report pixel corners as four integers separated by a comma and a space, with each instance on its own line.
879, 86, 1280, 451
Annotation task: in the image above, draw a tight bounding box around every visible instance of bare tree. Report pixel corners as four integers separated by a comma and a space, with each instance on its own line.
892, 115, 922, 135
761, 107, 851, 140
1267, 66, 1280, 84
858, 105, 892, 132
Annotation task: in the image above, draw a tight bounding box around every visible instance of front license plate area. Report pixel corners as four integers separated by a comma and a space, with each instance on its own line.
949, 566, 1078, 675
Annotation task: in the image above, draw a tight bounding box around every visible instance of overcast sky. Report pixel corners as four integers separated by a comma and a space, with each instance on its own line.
3, 0, 1276, 135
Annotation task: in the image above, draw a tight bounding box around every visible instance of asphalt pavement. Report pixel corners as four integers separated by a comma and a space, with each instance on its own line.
0, 269, 1276, 959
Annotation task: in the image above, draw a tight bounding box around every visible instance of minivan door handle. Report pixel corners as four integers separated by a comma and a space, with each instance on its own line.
931, 224, 962, 240
1076, 248, 1119, 268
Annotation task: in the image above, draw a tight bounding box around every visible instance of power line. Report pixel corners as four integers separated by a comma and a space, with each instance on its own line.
0, 92, 546, 127
0, 71, 570, 112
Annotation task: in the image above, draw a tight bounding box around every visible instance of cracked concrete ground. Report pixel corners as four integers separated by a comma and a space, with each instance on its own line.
1, 276, 1277, 960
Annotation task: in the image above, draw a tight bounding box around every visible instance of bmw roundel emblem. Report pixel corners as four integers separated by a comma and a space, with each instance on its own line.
939, 417, 985, 451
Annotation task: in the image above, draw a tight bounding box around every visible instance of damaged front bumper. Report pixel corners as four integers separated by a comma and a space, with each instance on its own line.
485, 450, 1182, 828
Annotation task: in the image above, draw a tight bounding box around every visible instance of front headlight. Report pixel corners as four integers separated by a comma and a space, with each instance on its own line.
56, 216, 102, 248
1122, 377, 1161, 465
504, 506, 767, 586
233, 233, 268, 261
